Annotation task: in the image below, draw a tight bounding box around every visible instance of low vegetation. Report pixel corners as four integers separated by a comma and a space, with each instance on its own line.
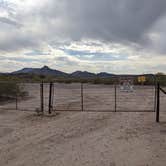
0, 82, 27, 102
0, 73, 166, 86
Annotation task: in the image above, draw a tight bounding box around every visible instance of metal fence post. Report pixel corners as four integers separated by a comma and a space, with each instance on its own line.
81, 83, 84, 111
48, 82, 53, 114
156, 83, 160, 122
115, 84, 117, 112
40, 82, 44, 113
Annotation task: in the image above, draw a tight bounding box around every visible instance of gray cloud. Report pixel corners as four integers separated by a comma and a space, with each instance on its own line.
0, 30, 41, 52
55, 56, 79, 66
1, 0, 166, 54
40, 0, 166, 46
0, 17, 22, 27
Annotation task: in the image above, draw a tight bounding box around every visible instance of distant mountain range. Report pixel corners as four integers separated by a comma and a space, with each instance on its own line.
70, 71, 96, 78
10, 66, 115, 78
12, 66, 68, 77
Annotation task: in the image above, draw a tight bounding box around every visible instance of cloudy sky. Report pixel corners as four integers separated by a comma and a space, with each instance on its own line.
0, 0, 166, 74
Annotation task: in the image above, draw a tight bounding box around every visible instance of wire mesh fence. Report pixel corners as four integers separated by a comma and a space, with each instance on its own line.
0, 82, 40, 111
52, 83, 82, 111
17, 83, 41, 111
116, 85, 156, 112
83, 84, 115, 112
0, 82, 18, 110
49, 83, 156, 113
0, 82, 158, 113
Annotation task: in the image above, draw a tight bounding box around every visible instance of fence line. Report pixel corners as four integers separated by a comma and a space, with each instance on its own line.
47, 83, 156, 114
0, 82, 157, 114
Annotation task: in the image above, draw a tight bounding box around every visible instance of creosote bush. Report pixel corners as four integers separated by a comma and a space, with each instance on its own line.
0, 82, 27, 101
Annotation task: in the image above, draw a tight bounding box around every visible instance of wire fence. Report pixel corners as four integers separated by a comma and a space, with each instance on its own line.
51, 83, 156, 112
0, 82, 158, 113
0, 83, 40, 111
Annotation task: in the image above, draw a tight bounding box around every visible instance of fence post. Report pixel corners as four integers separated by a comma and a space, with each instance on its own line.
40, 82, 44, 113
48, 82, 53, 114
156, 83, 160, 122
115, 84, 117, 112
81, 83, 84, 111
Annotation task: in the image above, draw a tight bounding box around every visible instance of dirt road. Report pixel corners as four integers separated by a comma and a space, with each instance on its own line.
0, 109, 166, 166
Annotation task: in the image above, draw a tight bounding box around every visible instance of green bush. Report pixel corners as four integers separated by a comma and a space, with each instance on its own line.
0, 82, 27, 101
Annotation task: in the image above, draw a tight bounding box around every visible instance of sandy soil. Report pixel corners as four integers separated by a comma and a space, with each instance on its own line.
0, 83, 166, 166
0, 109, 166, 166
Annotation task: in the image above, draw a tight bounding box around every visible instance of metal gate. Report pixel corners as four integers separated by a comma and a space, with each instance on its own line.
45, 74, 157, 113
0, 74, 157, 113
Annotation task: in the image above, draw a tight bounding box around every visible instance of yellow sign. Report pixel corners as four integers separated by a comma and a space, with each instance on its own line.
138, 76, 146, 83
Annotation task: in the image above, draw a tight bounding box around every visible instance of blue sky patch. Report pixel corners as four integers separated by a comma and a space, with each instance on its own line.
60, 48, 128, 61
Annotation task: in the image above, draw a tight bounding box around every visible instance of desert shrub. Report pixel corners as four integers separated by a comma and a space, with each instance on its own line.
156, 74, 166, 86
92, 78, 102, 84
0, 82, 27, 101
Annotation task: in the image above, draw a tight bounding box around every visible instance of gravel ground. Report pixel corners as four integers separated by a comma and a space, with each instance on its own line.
0, 83, 166, 166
